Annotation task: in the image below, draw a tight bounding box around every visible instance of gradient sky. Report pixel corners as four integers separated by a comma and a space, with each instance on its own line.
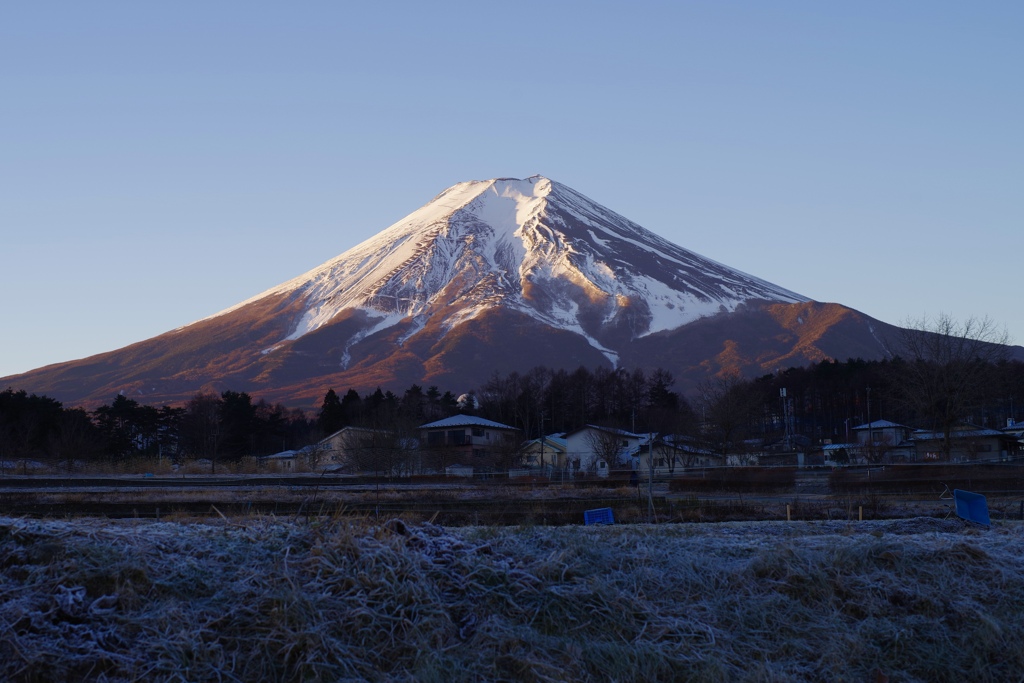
2, 2, 1022, 380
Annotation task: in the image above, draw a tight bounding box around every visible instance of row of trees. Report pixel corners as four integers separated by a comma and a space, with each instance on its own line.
316, 385, 463, 436
0, 390, 315, 470
452, 315, 1021, 461
3, 315, 1020, 468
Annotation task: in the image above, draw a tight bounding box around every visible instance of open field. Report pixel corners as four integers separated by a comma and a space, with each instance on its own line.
2, 514, 1023, 682
8, 465, 1024, 525
6, 462, 1024, 525
0, 474, 994, 525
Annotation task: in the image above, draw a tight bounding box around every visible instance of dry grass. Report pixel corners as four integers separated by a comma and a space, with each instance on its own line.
2, 516, 1023, 682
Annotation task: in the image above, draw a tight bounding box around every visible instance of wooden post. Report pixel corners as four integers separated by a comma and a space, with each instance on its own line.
859, 505, 863, 521
786, 503, 791, 521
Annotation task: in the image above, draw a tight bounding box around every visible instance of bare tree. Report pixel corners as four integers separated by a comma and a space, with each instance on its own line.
48, 409, 100, 473
343, 417, 419, 478
892, 314, 1011, 460
490, 430, 526, 472
862, 434, 894, 464
697, 375, 759, 459
585, 428, 626, 474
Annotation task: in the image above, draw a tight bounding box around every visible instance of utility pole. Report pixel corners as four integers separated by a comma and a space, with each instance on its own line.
647, 433, 655, 523
866, 386, 872, 442
780, 388, 792, 451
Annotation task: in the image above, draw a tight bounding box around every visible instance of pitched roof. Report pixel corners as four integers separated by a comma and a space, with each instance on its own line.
852, 420, 910, 431
418, 414, 517, 431
563, 424, 646, 439
522, 435, 568, 451
912, 428, 1009, 440
320, 426, 388, 443
262, 450, 298, 460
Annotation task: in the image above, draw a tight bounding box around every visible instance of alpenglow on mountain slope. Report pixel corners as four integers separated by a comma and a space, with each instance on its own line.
213, 176, 808, 366
4, 176, 899, 407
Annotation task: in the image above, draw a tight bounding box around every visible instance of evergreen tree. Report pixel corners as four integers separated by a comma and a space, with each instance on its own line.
364, 387, 386, 420
440, 391, 459, 415
318, 388, 345, 435
219, 391, 256, 459
93, 394, 160, 459
401, 384, 425, 420
0, 388, 65, 459
179, 392, 222, 462
340, 389, 362, 425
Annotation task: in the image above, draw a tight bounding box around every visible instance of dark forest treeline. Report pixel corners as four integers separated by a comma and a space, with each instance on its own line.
3, 356, 1023, 467
473, 359, 1024, 455
0, 389, 317, 469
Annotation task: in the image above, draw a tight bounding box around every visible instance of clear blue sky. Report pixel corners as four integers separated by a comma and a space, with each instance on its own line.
2, 2, 1022, 380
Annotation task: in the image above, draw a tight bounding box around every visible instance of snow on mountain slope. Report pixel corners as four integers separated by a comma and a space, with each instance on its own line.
197, 176, 808, 366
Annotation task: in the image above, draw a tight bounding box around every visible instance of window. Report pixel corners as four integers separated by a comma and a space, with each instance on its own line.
427, 432, 444, 446
471, 427, 485, 437
449, 430, 466, 445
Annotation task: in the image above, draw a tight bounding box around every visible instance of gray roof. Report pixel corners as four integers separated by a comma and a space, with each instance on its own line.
418, 414, 517, 431
564, 424, 646, 439
263, 450, 298, 460
853, 420, 910, 431
912, 428, 1008, 440
320, 426, 388, 442
823, 443, 859, 451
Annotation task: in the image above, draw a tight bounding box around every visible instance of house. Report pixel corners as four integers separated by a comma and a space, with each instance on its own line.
0, 459, 48, 474
563, 425, 649, 477
912, 424, 1019, 462
418, 414, 520, 473
444, 464, 475, 478
261, 449, 299, 471
1003, 419, 1024, 452
316, 426, 417, 475
636, 436, 722, 476
261, 443, 331, 472
820, 442, 861, 466
811, 420, 915, 464
518, 434, 569, 475
853, 420, 914, 445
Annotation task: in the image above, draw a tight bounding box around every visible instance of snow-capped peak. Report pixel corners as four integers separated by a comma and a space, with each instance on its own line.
198, 176, 808, 366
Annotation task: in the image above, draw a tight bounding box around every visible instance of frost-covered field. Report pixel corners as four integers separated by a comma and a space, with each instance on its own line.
2, 516, 1022, 682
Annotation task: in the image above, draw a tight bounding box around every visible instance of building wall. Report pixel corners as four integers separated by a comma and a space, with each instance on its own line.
914, 436, 1011, 462
565, 428, 643, 475
420, 426, 519, 470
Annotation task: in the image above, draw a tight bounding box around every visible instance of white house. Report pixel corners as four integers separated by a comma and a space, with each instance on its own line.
261, 450, 299, 471
912, 424, 1018, 462
563, 425, 649, 477
637, 436, 722, 475
317, 426, 420, 476
848, 420, 916, 463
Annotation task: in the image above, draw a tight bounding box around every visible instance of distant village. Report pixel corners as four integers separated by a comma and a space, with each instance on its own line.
284, 414, 1024, 481
3, 353, 1023, 477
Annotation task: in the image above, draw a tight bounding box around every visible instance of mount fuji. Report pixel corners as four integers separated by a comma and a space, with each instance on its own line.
4, 176, 900, 407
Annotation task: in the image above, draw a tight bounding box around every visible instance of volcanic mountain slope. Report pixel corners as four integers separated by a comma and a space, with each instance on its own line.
4, 176, 906, 407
